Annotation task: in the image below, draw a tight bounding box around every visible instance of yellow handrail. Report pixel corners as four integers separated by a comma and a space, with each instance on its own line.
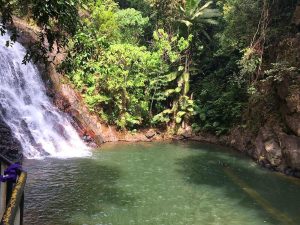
0, 154, 26, 225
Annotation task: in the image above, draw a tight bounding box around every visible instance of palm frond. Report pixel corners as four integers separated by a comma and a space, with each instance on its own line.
179, 6, 186, 13
202, 30, 212, 41
179, 19, 193, 27
199, 1, 213, 11
202, 18, 219, 25
201, 9, 221, 18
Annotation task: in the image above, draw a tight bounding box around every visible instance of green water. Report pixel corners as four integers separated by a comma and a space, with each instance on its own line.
24, 142, 300, 225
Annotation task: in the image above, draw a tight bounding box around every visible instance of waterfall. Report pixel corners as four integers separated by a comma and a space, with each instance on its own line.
0, 34, 91, 159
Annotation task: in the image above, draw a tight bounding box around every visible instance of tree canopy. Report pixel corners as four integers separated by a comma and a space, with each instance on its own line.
1, 0, 298, 134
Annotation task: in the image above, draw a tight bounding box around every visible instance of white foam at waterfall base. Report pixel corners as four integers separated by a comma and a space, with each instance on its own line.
0, 34, 91, 159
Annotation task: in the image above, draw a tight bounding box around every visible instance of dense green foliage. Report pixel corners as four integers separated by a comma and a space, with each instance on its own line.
1, 0, 298, 134
0, 0, 82, 62
61, 0, 222, 131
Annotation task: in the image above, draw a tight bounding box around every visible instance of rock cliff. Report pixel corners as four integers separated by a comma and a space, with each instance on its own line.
212, 33, 300, 177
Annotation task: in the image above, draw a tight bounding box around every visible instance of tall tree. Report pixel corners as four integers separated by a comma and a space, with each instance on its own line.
171, 0, 220, 129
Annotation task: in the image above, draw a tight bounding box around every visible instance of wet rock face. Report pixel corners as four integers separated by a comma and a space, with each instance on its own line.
255, 127, 283, 167
248, 39, 300, 173
292, 3, 300, 27
226, 125, 300, 174
277, 76, 300, 137
285, 114, 300, 136
0, 115, 23, 162
224, 69, 300, 174
264, 139, 282, 167
280, 134, 300, 170
53, 83, 118, 145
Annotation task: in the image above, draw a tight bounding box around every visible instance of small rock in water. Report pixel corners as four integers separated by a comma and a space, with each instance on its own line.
293, 170, 300, 178
284, 167, 294, 176
83, 135, 93, 142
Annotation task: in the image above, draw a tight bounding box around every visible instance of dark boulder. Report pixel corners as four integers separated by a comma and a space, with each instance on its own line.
0, 115, 23, 162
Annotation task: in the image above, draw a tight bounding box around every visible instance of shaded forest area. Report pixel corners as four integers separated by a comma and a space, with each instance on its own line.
0, 0, 299, 136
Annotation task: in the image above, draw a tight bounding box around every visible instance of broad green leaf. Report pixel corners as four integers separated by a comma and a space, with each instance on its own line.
176, 117, 182, 124
177, 111, 186, 117
166, 72, 178, 82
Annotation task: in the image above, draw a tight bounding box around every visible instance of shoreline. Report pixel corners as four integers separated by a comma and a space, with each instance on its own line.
9, 17, 300, 179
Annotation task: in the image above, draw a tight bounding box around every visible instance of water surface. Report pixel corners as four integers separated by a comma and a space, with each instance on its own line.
24, 142, 300, 225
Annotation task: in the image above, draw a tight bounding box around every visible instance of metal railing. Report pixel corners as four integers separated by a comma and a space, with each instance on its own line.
0, 154, 26, 225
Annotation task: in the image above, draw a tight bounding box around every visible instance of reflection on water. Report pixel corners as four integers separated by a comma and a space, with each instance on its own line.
24, 142, 300, 225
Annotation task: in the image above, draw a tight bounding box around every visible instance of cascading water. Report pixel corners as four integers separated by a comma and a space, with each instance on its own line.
0, 34, 91, 159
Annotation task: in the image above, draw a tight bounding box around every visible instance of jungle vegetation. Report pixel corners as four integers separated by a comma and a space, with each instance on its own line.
0, 0, 298, 134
